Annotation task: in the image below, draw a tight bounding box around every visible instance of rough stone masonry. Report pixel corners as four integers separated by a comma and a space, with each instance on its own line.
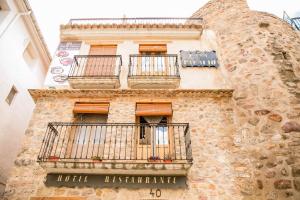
192, 0, 300, 199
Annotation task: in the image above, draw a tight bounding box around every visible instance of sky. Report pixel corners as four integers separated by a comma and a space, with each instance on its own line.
27, 0, 300, 55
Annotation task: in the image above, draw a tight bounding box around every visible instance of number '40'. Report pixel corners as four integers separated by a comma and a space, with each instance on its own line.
150, 189, 161, 198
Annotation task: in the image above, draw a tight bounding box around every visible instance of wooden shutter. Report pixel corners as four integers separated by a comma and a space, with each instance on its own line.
136, 103, 172, 116
89, 45, 117, 55
85, 45, 117, 76
73, 102, 109, 114
139, 44, 167, 53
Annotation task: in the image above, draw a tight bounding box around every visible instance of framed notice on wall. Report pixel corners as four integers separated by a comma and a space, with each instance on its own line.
180, 50, 219, 67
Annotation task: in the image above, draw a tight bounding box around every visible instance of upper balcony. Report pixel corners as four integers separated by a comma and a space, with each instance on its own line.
128, 54, 180, 89
37, 122, 192, 175
60, 17, 204, 40
68, 55, 122, 89
283, 11, 300, 31
68, 17, 203, 27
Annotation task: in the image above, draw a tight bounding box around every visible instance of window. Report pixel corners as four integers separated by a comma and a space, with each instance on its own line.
139, 44, 167, 74
135, 103, 173, 159
0, 0, 10, 24
74, 114, 108, 145
5, 85, 17, 105
23, 42, 37, 68
139, 116, 168, 145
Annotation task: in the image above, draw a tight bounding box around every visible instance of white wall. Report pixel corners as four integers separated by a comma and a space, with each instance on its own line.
73, 29, 228, 89
0, 0, 47, 195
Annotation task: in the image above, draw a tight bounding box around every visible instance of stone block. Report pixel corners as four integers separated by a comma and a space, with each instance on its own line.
255, 109, 270, 116
292, 165, 300, 177
282, 122, 300, 133
268, 114, 282, 122
294, 179, 300, 191
274, 180, 292, 189
265, 171, 276, 178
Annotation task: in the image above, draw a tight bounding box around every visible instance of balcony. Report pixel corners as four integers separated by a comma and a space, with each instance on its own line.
37, 123, 192, 175
68, 55, 122, 89
128, 55, 180, 89
68, 17, 203, 28
283, 11, 300, 31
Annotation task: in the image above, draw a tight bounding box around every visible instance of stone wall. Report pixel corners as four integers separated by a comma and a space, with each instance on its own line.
3, 91, 242, 200
192, 0, 300, 199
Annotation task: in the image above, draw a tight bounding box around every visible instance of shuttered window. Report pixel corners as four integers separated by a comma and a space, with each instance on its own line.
73, 102, 110, 114
85, 45, 117, 76
139, 44, 167, 53
135, 103, 172, 116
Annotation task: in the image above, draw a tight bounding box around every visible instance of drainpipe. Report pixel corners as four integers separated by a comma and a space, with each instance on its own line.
0, 10, 32, 39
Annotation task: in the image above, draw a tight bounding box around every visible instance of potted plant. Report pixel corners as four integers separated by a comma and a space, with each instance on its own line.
148, 156, 160, 162
48, 155, 59, 162
91, 156, 102, 162
163, 156, 173, 163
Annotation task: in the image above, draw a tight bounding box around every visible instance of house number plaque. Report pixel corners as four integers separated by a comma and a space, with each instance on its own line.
44, 173, 187, 189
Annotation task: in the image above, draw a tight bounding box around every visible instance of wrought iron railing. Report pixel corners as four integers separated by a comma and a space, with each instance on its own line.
68, 55, 122, 78
128, 54, 179, 77
68, 17, 203, 26
37, 123, 192, 164
283, 11, 300, 31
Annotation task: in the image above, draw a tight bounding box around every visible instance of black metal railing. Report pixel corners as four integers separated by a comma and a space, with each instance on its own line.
68, 55, 122, 78
37, 123, 192, 164
128, 54, 179, 77
283, 11, 300, 31
68, 17, 203, 26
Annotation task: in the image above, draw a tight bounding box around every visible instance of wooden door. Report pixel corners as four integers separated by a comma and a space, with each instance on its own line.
66, 114, 108, 160
138, 53, 168, 76
138, 44, 168, 76
85, 45, 117, 76
135, 117, 173, 161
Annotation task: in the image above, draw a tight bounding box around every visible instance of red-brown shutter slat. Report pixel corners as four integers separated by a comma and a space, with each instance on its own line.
139, 44, 167, 53
136, 103, 172, 116
73, 102, 109, 114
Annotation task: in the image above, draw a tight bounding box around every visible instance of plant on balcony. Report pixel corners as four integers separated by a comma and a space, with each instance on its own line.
91, 156, 102, 162
163, 156, 173, 163
148, 156, 161, 162
48, 156, 59, 162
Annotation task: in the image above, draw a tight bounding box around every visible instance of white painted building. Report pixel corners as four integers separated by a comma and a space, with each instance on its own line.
0, 0, 50, 195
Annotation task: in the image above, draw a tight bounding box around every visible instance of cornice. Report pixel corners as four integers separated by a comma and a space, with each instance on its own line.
29, 89, 233, 101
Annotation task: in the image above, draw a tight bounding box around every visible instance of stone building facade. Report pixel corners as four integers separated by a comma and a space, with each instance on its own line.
3, 0, 300, 200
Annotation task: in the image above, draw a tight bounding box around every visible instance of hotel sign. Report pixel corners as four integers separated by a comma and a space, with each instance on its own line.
45, 174, 187, 188
44, 41, 82, 88
180, 50, 219, 67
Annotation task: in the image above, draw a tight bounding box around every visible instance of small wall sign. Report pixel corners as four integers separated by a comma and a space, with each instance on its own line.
180, 50, 219, 67
44, 173, 187, 189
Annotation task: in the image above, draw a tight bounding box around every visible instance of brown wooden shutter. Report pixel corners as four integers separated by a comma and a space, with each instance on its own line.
73, 102, 109, 114
139, 44, 167, 53
85, 45, 117, 76
136, 103, 172, 116
89, 45, 117, 55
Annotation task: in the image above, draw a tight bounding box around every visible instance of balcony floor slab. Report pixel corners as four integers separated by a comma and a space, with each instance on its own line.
39, 161, 192, 175
68, 77, 120, 89
128, 77, 180, 89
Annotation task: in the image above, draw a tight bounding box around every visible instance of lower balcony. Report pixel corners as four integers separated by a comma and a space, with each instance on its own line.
68, 55, 122, 89
38, 123, 192, 175
128, 55, 180, 89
